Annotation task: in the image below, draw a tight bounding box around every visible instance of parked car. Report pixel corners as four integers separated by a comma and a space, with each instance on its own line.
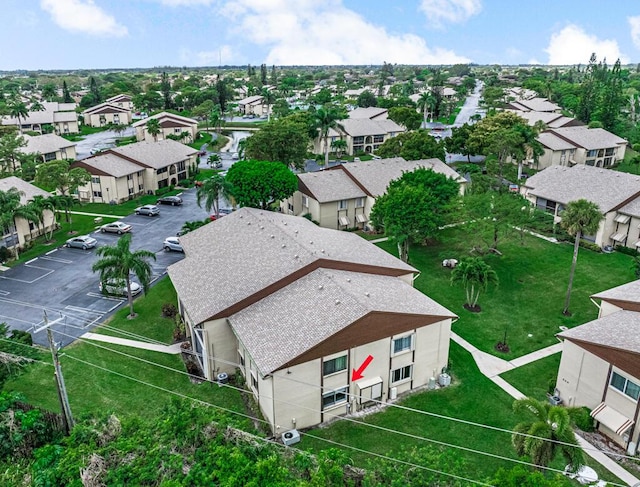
163, 236, 183, 252
100, 221, 132, 234
135, 205, 160, 216
99, 278, 142, 296
65, 235, 98, 249
197, 149, 207, 157
157, 195, 183, 206
213, 160, 223, 169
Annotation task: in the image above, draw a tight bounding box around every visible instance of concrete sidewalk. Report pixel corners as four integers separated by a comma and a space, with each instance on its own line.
60, 210, 126, 218
81, 332, 183, 354
452, 332, 640, 485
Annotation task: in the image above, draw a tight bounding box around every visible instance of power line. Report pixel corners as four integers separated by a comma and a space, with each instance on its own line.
46, 327, 640, 465
62, 353, 495, 487
49, 329, 632, 482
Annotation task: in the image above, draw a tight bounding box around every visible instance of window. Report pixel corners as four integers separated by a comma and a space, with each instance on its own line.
338, 200, 347, 210
251, 373, 258, 390
238, 350, 245, 367
353, 136, 364, 145
177, 161, 186, 171
322, 386, 349, 409
587, 149, 598, 158
393, 334, 414, 354
373, 135, 384, 143
391, 365, 412, 384
93, 191, 102, 197
302, 195, 309, 208
128, 187, 134, 194
355, 197, 364, 208
91, 177, 100, 184
610, 372, 640, 400
113, 114, 120, 123
604, 157, 612, 167
586, 159, 596, 166
174, 128, 182, 134
605, 148, 615, 156
323, 355, 347, 376
44, 152, 56, 162
138, 184, 144, 191
127, 174, 133, 180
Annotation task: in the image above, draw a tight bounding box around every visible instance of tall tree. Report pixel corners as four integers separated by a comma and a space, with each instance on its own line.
35, 160, 90, 196
376, 130, 446, 161
356, 90, 377, 108
417, 91, 436, 126
560, 199, 603, 315
225, 159, 297, 210
370, 168, 460, 263
388, 107, 422, 131
92, 234, 156, 319
261, 87, 276, 122
62, 80, 73, 103
7, 96, 28, 135
0, 132, 27, 175
312, 106, 346, 167
160, 71, 172, 110
260, 64, 268, 86
446, 123, 476, 162
89, 76, 101, 105
243, 118, 310, 170
512, 397, 584, 472
196, 173, 233, 219
450, 257, 498, 311
0, 187, 34, 260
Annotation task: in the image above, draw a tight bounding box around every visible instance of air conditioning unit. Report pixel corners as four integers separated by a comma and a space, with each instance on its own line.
389, 387, 397, 400
282, 429, 300, 446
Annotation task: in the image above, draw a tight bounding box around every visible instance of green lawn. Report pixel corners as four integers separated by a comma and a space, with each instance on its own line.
376, 229, 635, 358
76, 190, 183, 216
500, 353, 562, 401
95, 276, 177, 344
189, 131, 213, 150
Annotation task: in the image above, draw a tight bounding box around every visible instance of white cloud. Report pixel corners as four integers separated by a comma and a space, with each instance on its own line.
156, 0, 215, 6
221, 0, 469, 65
419, 0, 481, 27
40, 0, 127, 37
544, 24, 627, 65
179, 45, 236, 66
630, 16, 640, 50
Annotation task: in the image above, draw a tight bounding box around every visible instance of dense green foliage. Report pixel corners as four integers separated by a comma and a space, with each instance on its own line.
243, 117, 310, 170
226, 159, 297, 210
376, 129, 446, 160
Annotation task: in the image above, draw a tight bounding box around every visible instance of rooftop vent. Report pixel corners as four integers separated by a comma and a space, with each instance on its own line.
270, 235, 275, 238
365, 292, 370, 297
318, 285, 323, 289
335, 299, 340, 305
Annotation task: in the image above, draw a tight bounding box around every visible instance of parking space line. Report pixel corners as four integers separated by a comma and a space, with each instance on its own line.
0, 290, 9, 296
0, 265, 54, 283
45, 249, 58, 255
86, 292, 123, 302
25, 258, 38, 265
39, 256, 73, 264
64, 305, 103, 316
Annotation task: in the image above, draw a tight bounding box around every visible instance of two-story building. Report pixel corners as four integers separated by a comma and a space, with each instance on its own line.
82, 102, 132, 127
72, 139, 197, 203
520, 165, 640, 248
282, 157, 466, 230
167, 208, 455, 434
19, 133, 77, 165
131, 112, 198, 143
555, 279, 640, 455
0, 176, 56, 252
1, 102, 79, 135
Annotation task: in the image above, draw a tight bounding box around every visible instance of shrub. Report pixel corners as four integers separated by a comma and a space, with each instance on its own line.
616, 245, 639, 257
578, 240, 602, 253
0, 246, 13, 263
162, 303, 177, 318
10, 330, 33, 346
155, 187, 171, 196
570, 406, 595, 432
177, 179, 192, 187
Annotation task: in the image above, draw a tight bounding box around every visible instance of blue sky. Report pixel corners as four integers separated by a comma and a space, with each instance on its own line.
3, 0, 640, 70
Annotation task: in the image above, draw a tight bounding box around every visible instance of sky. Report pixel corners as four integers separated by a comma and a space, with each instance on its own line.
3, 0, 640, 71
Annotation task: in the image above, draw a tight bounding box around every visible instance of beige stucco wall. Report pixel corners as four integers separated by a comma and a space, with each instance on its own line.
83, 111, 132, 127
54, 120, 79, 135
599, 300, 622, 318
10, 210, 56, 247
247, 317, 452, 433
202, 318, 237, 379
77, 172, 145, 203
556, 340, 609, 409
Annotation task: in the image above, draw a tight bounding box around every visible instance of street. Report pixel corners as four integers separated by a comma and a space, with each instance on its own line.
0, 187, 210, 347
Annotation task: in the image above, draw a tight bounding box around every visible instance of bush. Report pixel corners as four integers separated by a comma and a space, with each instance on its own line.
177, 179, 192, 187
578, 240, 602, 253
0, 246, 13, 263
10, 330, 33, 346
162, 303, 177, 318
616, 245, 639, 257
570, 406, 595, 432
155, 187, 171, 197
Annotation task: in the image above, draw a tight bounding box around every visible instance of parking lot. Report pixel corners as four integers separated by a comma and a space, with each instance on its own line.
0, 188, 211, 347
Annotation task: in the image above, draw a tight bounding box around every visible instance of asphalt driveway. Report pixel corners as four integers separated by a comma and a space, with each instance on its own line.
0, 188, 211, 347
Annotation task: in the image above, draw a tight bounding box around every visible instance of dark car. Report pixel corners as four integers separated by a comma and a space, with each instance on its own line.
157, 195, 183, 206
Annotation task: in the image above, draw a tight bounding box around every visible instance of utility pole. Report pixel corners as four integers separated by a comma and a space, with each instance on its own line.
38, 311, 74, 434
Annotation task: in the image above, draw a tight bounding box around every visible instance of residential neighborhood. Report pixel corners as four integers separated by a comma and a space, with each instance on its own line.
2, 6, 640, 482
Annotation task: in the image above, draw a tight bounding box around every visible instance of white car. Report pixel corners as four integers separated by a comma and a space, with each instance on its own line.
99, 278, 142, 296
163, 237, 183, 252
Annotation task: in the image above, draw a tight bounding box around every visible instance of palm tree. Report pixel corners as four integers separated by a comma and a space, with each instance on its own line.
512, 397, 584, 472
180, 219, 208, 235
145, 118, 161, 142
7, 96, 29, 135
514, 123, 545, 179
92, 234, 156, 319
417, 91, 436, 127
450, 257, 498, 311
196, 173, 232, 219
261, 88, 276, 122
313, 106, 345, 168
331, 139, 348, 159
0, 187, 34, 260
560, 199, 603, 315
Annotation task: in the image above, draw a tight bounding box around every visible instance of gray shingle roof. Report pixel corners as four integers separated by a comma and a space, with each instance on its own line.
330, 118, 404, 138
111, 139, 197, 169
537, 132, 576, 151
0, 176, 51, 204
549, 126, 627, 150
342, 157, 464, 197
79, 153, 142, 177
592, 279, 640, 304
618, 198, 640, 218
131, 111, 197, 128
525, 165, 640, 213
20, 134, 75, 154
558, 310, 640, 355
347, 107, 388, 119
167, 207, 416, 325
299, 170, 366, 203
230, 268, 455, 375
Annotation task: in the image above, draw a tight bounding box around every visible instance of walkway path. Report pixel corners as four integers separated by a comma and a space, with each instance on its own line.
58, 210, 126, 219
81, 332, 183, 354
452, 332, 640, 486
